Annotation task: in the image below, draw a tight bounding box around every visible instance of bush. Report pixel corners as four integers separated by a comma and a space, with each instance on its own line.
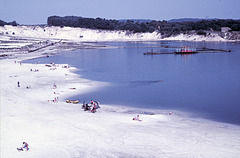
197, 30, 207, 35
0, 20, 18, 26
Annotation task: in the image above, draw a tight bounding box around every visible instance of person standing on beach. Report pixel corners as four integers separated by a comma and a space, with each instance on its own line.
17, 81, 20, 87
53, 83, 57, 89
91, 102, 97, 113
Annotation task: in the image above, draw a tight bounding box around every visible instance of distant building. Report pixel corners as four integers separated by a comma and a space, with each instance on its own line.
221, 27, 231, 32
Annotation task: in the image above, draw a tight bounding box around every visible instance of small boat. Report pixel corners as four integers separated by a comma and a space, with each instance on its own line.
66, 99, 79, 104
174, 47, 198, 54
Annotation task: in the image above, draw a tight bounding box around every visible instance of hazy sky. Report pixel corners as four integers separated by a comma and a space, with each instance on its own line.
0, 0, 239, 24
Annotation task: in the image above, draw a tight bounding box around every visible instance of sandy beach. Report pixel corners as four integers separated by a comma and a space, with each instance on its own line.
1, 34, 240, 158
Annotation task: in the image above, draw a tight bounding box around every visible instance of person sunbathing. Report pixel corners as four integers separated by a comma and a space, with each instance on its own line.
22, 142, 29, 151
133, 115, 141, 121
17, 142, 29, 151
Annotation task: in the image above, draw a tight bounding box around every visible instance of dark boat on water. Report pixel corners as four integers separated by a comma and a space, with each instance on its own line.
174, 47, 198, 54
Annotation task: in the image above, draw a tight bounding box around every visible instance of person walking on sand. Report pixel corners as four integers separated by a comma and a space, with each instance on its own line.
17, 81, 20, 87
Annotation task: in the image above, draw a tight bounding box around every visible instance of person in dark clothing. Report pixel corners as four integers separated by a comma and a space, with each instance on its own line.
84, 104, 90, 111
22, 142, 29, 151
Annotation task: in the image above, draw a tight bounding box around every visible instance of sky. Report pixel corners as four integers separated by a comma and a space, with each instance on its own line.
0, 0, 240, 24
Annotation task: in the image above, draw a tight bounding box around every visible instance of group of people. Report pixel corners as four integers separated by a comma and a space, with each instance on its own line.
82, 100, 100, 113
17, 81, 31, 89
30, 68, 39, 72
48, 97, 59, 103
47, 83, 59, 103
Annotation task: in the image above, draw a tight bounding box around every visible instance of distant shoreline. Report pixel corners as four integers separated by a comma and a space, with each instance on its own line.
1, 22, 240, 63
1, 25, 239, 43
1, 24, 239, 59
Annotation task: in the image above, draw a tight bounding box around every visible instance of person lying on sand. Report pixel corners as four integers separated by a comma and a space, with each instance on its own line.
17, 142, 29, 151
133, 115, 142, 121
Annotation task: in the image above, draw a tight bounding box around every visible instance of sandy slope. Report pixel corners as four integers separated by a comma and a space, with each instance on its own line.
0, 25, 229, 42
0, 25, 161, 42
1, 55, 240, 158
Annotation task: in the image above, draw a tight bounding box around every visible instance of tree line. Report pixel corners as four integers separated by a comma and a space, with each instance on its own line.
0, 20, 18, 26
47, 16, 240, 37
1, 17, 240, 38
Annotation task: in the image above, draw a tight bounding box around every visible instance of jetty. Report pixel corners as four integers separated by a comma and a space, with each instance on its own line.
143, 52, 173, 55
143, 47, 231, 55
28, 40, 62, 53
197, 47, 231, 53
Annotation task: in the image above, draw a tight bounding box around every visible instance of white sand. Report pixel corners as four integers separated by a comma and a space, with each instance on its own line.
0, 29, 240, 157
1, 52, 240, 158
163, 33, 228, 42
0, 25, 161, 42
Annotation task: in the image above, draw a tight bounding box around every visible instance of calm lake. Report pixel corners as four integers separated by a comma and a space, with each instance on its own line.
26, 41, 240, 125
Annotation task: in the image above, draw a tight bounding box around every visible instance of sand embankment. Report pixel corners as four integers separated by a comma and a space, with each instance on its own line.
1, 25, 233, 42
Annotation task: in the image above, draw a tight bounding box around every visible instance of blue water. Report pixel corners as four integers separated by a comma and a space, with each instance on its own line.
25, 41, 240, 125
